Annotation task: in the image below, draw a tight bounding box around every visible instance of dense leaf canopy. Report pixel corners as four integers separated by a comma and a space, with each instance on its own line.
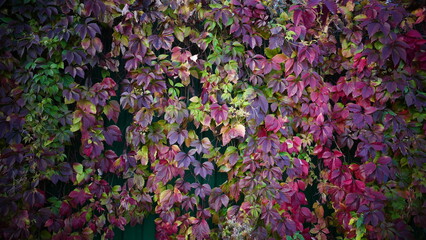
0, 0, 425, 239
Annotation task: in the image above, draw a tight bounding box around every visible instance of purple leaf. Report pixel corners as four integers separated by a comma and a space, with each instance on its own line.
182, 196, 197, 211
307, 0, 321, 7
22, 189, 45, 207
104, 125, 122, 145
193, 161, 214, 178
167, 129, 188, 145
175, 151, 195, 168
208, 188, 229, 211
323, 0, 338, 14
359, 162, 376, 181
104, 100, 120, 123
367, 22, 381, 37
193, 183, 211, 199
193, 219, 210, 240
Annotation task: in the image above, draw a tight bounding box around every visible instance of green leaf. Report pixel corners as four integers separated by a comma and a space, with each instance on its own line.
265, 48, 281, 58
206, 20, 217, 32
101, 70, 110, 78
356, 216, 364, 228
76, 172, 84, 184
209, 3, 222, 8
374, 41, 384, 50
136, 146, 149, 165
85, 210, 92, 222
0, 17, 13, 23
49, 85, 59, 95
112, 185, 121, 192
73, 163, 83, 174
70, 122, 81, 132
174, 27, 185, 42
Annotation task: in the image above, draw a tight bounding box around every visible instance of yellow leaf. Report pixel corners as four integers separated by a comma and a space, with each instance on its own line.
353, 14, 367, 21
70, 122, 81, 132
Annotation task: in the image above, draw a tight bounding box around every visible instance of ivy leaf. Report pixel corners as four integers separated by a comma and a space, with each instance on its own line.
75, 20, 101, 39
358, 205, 385, 227
323, 0, 338, 14
243, 34, 262, 49
154, 159, 181, 184
322, 150, 343, 170
193, 219, 210, 240
271, 53, 287, 64
69, 188, 91, 205
175, 150, 195, 168
193, 183, 211, 199
104, 125, 122, 145
367, 22, 381, 37
193, 161, 214, 178
22, 189, 45, 207
148, 28, 174, 50
208, 188, 229, 212
265, 115, 283, 133
103, 100, 120, 123
229, 124, 245, 139
73, 163, 83, 174
359, 162, 376, 181
129, 34, 147, 57
210, 103, 228, 124
77, 100, 96, 114
84, 0, 106, 17
221, 124, 245, 145
59, 201, 72, 216
182, 196, 197, 211
345, 193, 361, 211
167, 128, 188, 145
269, 27, 285, 49
261, 202, 281, 226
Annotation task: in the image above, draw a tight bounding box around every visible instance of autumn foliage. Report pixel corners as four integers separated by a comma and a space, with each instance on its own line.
1, 0, 426, 239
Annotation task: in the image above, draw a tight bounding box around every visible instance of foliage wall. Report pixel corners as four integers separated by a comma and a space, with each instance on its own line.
1, 0, 426, 239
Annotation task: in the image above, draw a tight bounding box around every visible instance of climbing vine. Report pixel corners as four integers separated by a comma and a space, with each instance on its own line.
0, 0, 425, 239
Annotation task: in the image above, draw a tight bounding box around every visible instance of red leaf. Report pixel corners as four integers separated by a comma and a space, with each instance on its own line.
272, 54, 287, 64
83, 144, 93, 157
194, 183, 211, 199
69, 189, 91, 205
265, 115, 283, 133
59, 202, 72, 216
100, 77, 116, 89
